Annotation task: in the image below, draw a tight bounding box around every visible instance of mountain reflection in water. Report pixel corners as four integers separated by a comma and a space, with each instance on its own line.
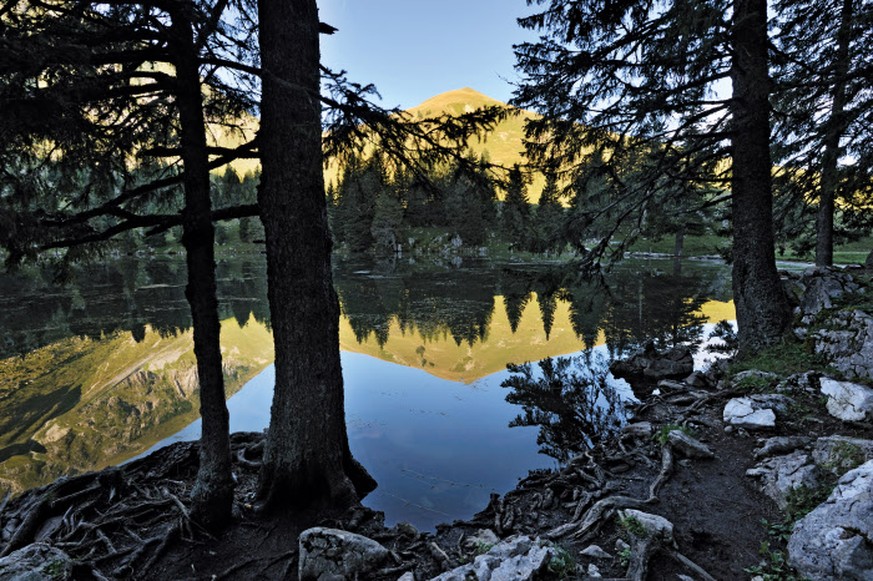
0, 256, 733, 528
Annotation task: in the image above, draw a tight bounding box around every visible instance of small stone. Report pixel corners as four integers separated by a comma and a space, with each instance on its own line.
397, 573, 415, 581
580, 544, 612, 559
615, 538, 630, 552
587, 563, 602, 577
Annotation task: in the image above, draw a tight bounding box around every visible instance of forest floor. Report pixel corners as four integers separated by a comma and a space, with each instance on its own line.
3, 358, 867, 581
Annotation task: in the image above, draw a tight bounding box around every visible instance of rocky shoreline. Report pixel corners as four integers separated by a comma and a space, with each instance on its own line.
1, 266, 871, 580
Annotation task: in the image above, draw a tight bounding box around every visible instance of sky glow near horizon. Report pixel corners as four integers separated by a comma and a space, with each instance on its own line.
318, 0, 538, 109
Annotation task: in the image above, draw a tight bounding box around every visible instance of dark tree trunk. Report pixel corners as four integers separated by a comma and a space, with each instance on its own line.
170, 6, 233, 528
815, 0, 853, 267
729, 0, 791, 355
673, 228, 684, 258
256, 0, 375, 511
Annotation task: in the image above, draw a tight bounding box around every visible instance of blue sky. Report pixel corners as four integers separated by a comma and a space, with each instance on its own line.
318, 0, 538, 109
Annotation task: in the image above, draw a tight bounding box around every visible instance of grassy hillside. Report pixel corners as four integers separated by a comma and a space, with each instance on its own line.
407, 87, 546, 201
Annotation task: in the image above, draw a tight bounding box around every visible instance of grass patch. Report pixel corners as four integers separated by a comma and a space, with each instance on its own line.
728, 340, 824, 378
546, 545, 577, 578
733, 372, 779, 393
776, 236, 873, 265
618, 514, 648, 538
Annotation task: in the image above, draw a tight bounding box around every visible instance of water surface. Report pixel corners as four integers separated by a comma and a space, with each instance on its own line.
0, 256, 734, 528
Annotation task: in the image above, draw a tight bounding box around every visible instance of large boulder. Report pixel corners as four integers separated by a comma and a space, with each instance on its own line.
431, 535, 556, 581
812, 310, 873, 383
298, 527, 390, 581
610, 342, 693, 381
820, 377, 873, 422
0, 544, 74, 580
788, 460, 873, 580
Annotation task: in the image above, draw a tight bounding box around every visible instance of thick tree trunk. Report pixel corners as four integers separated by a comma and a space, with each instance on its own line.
256, 0, 375, 511
815, 0, 853, 267
729, 0, 791, 355
170, 8, 233, 529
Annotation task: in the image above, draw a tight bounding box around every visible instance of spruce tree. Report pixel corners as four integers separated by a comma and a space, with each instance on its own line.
502, 164, 531, 249
533, 172, 564, 254
771, 0, 873, 266
514, 0, 792, 353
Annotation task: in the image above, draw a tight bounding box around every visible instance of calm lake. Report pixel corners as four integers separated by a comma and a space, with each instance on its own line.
0, 255, 734, 530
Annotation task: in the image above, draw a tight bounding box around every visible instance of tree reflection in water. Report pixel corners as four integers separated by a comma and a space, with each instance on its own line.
502, 353, 627, 463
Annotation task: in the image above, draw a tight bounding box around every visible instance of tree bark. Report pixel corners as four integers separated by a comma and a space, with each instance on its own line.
815, 0, 853, 267
730, 0, 791, 355
170, 5, 233, 529
256, 0, 375, 511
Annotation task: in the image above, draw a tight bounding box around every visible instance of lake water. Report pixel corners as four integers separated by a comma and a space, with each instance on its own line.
0, 255, 734, 529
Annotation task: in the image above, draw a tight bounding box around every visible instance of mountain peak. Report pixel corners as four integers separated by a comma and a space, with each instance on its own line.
409, 87, 507, 116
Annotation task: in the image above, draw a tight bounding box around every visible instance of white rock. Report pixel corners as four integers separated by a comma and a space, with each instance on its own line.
298, 527, 390, 581
431, 535, 555, 581
723, 398, 776, 429
820, 377, 873, 422
580, 544, 612, 559
587, 563, 602, 577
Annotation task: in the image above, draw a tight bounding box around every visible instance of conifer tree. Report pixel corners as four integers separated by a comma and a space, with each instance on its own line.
502, 164, 531, 248
532, 172, 564, 254
514, 0, 792, 353
771, 0, 873, 265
